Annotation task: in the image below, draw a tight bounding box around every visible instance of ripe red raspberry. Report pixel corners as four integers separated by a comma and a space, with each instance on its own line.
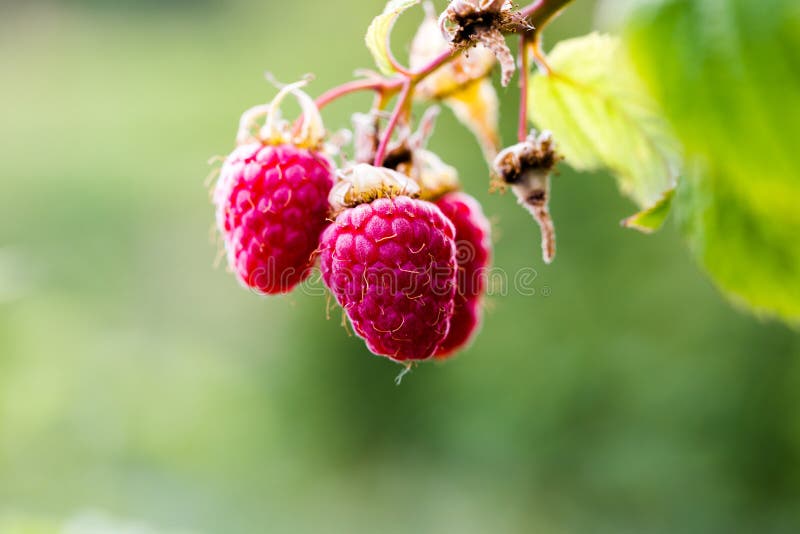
215, 143, 333, 294
319, 165, 458, 361
434, 192, 492, 358
389, 147, 492, 358
213, 81, 335, 294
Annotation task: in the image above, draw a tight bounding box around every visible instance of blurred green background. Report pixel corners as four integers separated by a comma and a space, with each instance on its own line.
1, 0, 799, 532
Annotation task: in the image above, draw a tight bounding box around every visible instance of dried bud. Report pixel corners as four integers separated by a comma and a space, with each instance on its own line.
378, 106, 461, 201
493, 130, 561, 263
439, 0, 531, 86
397, 149, 460, 202
411, 2, 495, 99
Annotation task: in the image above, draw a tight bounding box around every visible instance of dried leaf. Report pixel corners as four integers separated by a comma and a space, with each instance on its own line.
445, 78, 501, 161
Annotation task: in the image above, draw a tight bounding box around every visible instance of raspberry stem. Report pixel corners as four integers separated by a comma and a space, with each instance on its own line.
374, 79, 414, 167
315, 78, 401, 111
314, 48, 458, 114
411, 49, 455, 81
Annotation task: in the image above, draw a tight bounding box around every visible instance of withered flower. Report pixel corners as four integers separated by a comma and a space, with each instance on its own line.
493, 130, 562, 263
439, 0, 531, 86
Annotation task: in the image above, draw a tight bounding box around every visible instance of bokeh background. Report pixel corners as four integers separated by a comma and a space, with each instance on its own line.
2, 0, 800, 532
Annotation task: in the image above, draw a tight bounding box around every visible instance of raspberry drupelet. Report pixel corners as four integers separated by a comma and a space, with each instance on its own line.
214, 81, 334, 294
434, 191, 491, 358
393, 149, 493, 358
319, 164, 458, 361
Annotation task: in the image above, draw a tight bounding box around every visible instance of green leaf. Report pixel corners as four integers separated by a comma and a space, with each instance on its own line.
622, 188, 674, 233
365, 0, 420, 76
528, 32, 679, 211
621, 0, 800, 324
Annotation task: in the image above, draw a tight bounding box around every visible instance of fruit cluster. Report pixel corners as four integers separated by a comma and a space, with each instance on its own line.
212, 0, 564, 366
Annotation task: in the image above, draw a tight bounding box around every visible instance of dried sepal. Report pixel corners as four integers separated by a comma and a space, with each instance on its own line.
439, 0, 531, 86
329, 163, 420, 212
348, 107, 416, 169
397, 149, 460, 202
322, 129, 353, 167
410, 2, 495, 99
444, 78, 500, 160
351, 112, 380, 164
236, 80, 326, 149
374, 106, 461, 201
493, 130, 562, 263
408, 105, 441, 149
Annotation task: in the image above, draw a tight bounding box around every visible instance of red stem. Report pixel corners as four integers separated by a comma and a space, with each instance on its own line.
315, 78, 396, 110
314, 46, 455, 112
412, 49, 454, 80
518, 35, 530, 142
374, 80, 413, 167
387, 47, 413, 77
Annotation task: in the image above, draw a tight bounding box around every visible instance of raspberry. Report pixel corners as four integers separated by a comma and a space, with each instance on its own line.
214, 143, 334, 294
386, 144, 492, 358
433, 192, 491, 358
319, 165, 458, 361
213, 81, 335, 294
